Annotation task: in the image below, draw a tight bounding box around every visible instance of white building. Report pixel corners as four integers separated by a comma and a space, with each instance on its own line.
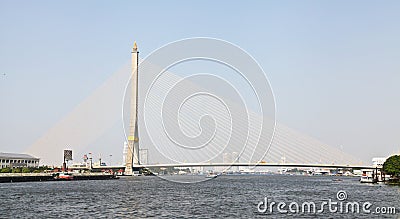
123, 141, 128, 166
372, 157, 387, 168
0, 152, 40, 168
139, 149, 148, 165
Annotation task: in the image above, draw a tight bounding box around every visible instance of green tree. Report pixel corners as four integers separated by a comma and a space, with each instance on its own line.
12, 167, 22, 173
22, 167, 31, 173
0, 167, 12, 173
383, 155, 400, 177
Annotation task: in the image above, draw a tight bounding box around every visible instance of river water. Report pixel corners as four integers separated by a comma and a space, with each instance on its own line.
0, 175, 399, 218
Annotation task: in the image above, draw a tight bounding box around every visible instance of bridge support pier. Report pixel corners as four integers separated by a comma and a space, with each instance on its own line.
125, 42, 140, 176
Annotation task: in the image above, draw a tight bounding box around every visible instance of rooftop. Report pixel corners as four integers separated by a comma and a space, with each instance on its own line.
0, 152, 39, 160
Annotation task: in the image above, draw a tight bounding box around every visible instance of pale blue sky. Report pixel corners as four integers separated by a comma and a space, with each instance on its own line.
1, 1, 399, 163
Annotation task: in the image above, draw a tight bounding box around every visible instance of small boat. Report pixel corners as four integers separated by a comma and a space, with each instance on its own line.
360, 175, 377, 183
332, 178, 343, 182
206, 173, 218, 179
360, 169, 377, 183
57, 172, 74, 180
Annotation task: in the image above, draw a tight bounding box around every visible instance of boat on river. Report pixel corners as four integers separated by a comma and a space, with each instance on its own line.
56, 172, 74, 180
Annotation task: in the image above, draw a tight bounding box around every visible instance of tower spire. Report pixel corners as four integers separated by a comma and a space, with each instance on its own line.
125, 41, 140, 175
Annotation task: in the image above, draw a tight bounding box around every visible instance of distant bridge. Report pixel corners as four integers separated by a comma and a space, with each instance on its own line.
70, 163, 376, 171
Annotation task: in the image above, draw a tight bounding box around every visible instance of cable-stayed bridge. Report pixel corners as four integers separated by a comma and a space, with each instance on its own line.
26, 41, 370, 172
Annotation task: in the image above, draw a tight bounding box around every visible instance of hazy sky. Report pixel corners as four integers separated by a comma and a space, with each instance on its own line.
1, 1, 399, 164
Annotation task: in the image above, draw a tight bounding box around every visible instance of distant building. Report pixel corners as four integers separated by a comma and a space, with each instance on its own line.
139, 149, 148, 165
0, 152, 40, 168
223, 153, 232, 163
372, 157, 387, 168
222, 152, 240, 172
123, 141, 128, 166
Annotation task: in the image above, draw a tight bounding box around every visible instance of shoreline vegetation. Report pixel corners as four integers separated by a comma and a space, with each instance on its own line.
383, 155, 400, 185
0, 166, 51, 174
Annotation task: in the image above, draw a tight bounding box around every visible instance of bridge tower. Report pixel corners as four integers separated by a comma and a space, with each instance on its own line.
125, 42, 140, 175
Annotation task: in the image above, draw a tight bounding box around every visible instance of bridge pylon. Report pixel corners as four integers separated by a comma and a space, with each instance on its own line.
125, 41, 140, 175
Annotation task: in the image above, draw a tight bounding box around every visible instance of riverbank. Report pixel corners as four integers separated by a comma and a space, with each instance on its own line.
0, 173, 118, 183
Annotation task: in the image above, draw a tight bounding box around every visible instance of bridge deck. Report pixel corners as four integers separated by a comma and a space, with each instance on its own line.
68, 163, 376, 170
133, 163, 376, 169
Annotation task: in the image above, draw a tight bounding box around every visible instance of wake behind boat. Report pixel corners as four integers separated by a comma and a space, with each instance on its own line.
206, 173, 218, 179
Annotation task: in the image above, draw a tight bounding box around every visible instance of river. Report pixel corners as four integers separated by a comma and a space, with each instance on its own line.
0, 175, 399, 218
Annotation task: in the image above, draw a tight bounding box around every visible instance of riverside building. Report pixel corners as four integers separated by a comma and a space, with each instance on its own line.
0, 152, 40, 168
